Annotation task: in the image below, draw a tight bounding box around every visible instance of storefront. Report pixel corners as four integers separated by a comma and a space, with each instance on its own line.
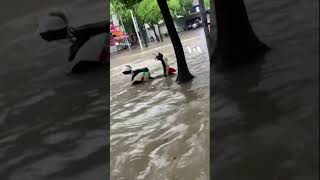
110, 16, 129, 53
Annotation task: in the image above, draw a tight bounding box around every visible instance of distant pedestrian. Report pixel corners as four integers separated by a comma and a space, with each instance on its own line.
150, 36, 154, 42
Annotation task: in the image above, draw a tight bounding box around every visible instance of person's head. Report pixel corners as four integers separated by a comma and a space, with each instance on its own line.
122, 65, 132, 75
155, 52, 164, 60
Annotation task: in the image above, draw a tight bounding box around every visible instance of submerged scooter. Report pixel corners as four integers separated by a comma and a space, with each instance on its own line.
122, 52, 176, 85
38, 12, 108, 73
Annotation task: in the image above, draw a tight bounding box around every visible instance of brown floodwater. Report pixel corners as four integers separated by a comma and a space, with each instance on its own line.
0, 1, 108, 180
211, 0, 319, 179
110, 30, 210, 180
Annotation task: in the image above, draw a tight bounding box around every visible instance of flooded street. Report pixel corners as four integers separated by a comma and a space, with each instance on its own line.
0, 0, 318, 179
211, 0, 319, 179
110, 30, 210, 180
0, 1, 108, 180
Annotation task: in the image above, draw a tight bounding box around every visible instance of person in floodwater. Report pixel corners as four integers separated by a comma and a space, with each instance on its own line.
122, 53, 176, 85
155, 52, 176, 77
150, 36, 154, 42
122, 65, 154, 85
38, 12, 108, 64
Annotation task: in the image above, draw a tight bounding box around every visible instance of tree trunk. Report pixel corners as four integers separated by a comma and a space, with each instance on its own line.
158, 24, 164, 42
138, 23, 148, 48
199, 0, 211, 60
156, 0, 194, 84
209, 0, 216, 63
142, 27, 149, 47
213, 0, 270, 69
149, 24, 160, 42
131, 23, 137, 45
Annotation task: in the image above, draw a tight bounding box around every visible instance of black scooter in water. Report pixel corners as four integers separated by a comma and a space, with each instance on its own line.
38, 12, 108, 74
122, 52, 176, 85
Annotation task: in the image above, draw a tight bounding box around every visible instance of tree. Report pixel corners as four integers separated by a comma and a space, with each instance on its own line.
209, 0, 215, 62
199, 0, 210, 59
212, 0, 270, 69
168, 0, 194, 17
111, 0, 150, 47
144, 0, 163, 42
204, 0, 210, 9
180, 0, 193, 15
168, 0, 181, 18
134, 0, 158, 47
113, 0, 142, 8
111, 2, 133, 32
156, 0, 194, 83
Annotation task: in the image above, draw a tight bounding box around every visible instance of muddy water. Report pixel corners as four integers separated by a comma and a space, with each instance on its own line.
110, 30, 210, 180
0, 1, 108, 180
211, 0, 319, 179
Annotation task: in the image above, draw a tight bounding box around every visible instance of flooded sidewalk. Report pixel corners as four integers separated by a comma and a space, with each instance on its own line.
110, 30, 210, 180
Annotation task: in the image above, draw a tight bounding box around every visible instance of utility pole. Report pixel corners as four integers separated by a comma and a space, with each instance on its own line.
130, 10, 143, 50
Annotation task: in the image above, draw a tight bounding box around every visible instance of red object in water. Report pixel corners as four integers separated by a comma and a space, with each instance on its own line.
168, 67, 176, 75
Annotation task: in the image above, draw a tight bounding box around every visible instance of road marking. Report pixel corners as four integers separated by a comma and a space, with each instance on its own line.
138, 37, 201, 57
187, 46, 202, 54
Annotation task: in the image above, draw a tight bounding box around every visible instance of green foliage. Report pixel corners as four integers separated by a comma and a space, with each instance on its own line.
111, 0, 198, 28
135, 0, 155, 23
111, 0, 134, 32
168, 0, 195, 17
111, 0, 142, 9
169, 0, 181, 12
204, 0, 210, 9
144, 0, 163, 25
112, 0, 163, 26
181, 0, 193, 14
